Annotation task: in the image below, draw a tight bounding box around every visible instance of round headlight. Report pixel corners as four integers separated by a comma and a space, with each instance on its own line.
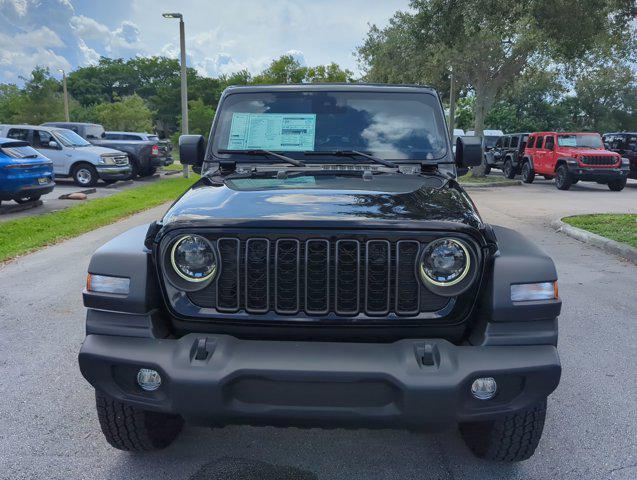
420, 238, 470, 286
170, 235, 217, 282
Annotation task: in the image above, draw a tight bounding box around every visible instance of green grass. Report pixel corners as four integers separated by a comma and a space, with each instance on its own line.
563, 214, 637, 249
458, 171, 517, 184
0, 176, 198, 263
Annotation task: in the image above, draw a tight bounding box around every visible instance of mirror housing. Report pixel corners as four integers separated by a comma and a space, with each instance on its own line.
455, 136, 483, 168
48, 141, 61, 149
179, 135, 205, 167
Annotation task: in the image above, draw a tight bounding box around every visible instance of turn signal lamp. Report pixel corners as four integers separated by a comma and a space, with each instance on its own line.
510, 282, 558, 302
86, 274, 130, 295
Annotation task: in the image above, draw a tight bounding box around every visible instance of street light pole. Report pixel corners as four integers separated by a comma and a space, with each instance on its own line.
448, 66, 455, 138
59, 69, 70, 122
163, 12, 190, 178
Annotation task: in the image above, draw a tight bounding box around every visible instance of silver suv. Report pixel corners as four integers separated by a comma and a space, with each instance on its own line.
0, 125, 131, 187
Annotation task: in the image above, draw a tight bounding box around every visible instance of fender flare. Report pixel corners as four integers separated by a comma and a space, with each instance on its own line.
522, 155, 534, 170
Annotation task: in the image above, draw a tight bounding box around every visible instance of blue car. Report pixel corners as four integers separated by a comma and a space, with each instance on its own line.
0, 137, 55, 205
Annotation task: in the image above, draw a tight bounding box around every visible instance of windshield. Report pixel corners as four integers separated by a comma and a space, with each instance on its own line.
212, 91, 448, 161
557, 134, 603, 149
484, 136, 500, 147
53, 129, 91, 147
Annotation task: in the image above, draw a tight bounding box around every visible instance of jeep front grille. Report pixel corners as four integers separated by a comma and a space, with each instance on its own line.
185, 236, 449, 317
581, 155, 617, 166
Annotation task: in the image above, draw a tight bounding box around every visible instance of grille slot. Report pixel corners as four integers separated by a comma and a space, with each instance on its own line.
335, 240, 360, 315
245, 239, 270, 313
275, 239, 300, 314
305, 239, 330, 315
395, 241, 421, 315
365, 240, 391, 315
216, 238, 240, 311
184, 236, 451, 317
581, 155, 617, 166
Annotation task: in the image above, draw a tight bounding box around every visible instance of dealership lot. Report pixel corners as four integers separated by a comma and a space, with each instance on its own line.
0, 180, 635, 480
0, 171, 177, 223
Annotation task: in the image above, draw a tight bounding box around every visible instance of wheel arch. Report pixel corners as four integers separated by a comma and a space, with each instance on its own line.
522, 156, 534, 170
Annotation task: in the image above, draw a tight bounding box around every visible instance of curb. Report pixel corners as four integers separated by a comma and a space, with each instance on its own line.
461, 180, 521, 188
551, 218, 637, 265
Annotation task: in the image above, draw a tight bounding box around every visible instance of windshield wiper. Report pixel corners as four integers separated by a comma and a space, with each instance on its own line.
304, 150, 399, 168
218, 149, 306, 167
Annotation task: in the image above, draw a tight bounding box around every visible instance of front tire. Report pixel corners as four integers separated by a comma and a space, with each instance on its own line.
503, 160, 516, 179
608, 178, 626, 191
72, 164, 98, 187
555, 165, 572, 190
521, 162, 535, 183
459, 400, 547, 462
95, 390, 184, 451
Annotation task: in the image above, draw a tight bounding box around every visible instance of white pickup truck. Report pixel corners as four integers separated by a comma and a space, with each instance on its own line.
0, 124, 131, 187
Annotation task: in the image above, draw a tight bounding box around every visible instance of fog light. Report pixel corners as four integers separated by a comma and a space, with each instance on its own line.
471, 377, 497, 400
137, 368, 161, 391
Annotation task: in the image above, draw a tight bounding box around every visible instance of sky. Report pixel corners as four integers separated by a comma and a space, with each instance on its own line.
0, 0, 411, 84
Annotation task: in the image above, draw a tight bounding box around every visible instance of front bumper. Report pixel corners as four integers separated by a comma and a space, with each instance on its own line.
79, 333, 561, 430
568, 164, 629, 183
96, 164, 132, 180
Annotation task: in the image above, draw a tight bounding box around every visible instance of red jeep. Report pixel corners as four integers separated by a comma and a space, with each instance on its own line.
521, 132, 629, 191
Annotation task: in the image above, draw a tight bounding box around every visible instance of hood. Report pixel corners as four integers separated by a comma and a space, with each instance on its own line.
72, 145, 125, 156
160, 173, 483, 230
556, 147, 618, 157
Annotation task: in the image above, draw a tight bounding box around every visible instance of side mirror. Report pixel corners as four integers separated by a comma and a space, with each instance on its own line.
455, 136, 482, 167
179, 134, 205, 168
48, 141, 60, 149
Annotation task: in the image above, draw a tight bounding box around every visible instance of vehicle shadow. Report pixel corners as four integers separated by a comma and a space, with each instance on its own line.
103, 424, 522, 480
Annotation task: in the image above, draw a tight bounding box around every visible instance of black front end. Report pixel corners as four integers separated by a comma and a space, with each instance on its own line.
79, 215, 561, 430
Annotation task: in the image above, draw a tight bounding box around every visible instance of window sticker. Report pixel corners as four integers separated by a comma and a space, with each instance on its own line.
228, 113, 316, 151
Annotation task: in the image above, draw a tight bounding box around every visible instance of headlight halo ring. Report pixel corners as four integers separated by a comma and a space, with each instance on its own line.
169, 234, 217, 283
419, 238, 471, 287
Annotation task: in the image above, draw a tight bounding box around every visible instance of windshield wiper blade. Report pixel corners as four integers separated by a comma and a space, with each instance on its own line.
304, 150, 398, 168
218, 149, 306, 167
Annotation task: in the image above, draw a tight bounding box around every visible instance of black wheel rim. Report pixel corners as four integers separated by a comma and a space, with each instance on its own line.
557, 169, 564, 187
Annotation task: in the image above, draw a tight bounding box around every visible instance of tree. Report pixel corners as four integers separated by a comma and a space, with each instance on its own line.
0, 67, 67, 124
94, 94, 154, 131
358, 0, 635, 174
185, 99, 215, 139
253, 55, 354, 84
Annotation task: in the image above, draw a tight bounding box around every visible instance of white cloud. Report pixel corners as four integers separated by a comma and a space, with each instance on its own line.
77, 38, 100, 65
0, 0, 410, 83
69, 14, 111, 40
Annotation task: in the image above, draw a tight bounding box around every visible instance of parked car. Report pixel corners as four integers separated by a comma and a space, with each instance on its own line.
0, 125, 131, 187
603, 132, 637, 180
0, 138, 55, 205
521, 132, 628, 190
486, 133, 530, 178
42, 122, 173, 178
466, 129, 504, 174
79, 84, 562, 462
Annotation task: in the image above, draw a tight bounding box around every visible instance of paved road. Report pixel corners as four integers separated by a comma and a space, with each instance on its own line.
0, 179, 635, 480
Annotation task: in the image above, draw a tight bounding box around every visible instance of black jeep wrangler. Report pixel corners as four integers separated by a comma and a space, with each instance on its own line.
78, 84, 561, 462
486, 133, 530, 178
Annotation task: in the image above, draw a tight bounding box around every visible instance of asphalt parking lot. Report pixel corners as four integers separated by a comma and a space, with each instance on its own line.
0, 170, 179, 223
0, 176, 635, 480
